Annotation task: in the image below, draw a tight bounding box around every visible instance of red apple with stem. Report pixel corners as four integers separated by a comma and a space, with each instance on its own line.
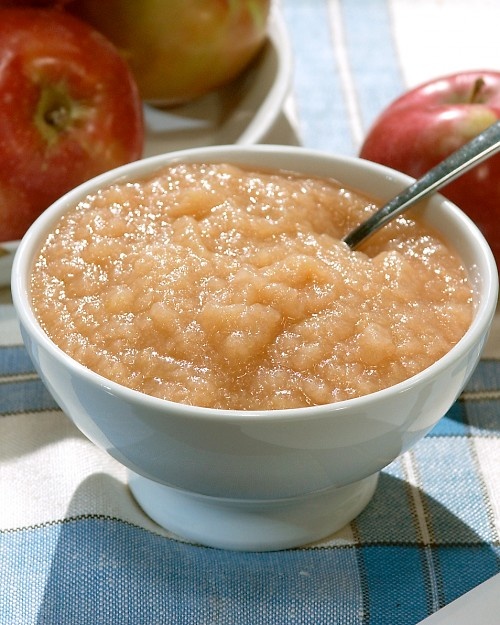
359, 71, 500, 266
68, 0, 271, 105
0, 8, 144, 242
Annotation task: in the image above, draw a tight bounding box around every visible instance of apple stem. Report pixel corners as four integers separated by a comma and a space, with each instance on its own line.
45, 107, 70, 130
469, 77, 486, 104
35, 84, 74, 145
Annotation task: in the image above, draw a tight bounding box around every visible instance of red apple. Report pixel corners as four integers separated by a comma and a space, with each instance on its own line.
68, 0, 271, 105
359, 71, 500, 266
0, 1, 70, 6
0, 8, 144, 242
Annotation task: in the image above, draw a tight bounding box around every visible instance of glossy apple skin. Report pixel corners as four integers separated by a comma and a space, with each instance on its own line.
68, 0, 271, 105
359, 71, 500, 266
0, 8, 144, 242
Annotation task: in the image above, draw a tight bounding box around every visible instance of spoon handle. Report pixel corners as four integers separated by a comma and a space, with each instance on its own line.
343, 120, 500, 249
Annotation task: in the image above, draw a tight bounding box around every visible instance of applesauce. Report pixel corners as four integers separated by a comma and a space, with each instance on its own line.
30, 162, 473, 410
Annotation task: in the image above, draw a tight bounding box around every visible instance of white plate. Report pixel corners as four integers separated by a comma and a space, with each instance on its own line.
416, 572, 500, 624
2, 7, 293, 289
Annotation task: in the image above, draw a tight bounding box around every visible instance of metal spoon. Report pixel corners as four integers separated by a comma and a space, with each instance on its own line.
343, 120, 500, 249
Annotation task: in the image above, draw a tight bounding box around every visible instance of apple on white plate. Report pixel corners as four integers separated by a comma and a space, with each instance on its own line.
68, 0, 272, 105
359, 70, 500, 266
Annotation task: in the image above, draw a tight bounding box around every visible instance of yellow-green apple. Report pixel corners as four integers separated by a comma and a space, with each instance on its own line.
0, 8, 144, 242
68, 0, 271, 105
359, 70, 500, 266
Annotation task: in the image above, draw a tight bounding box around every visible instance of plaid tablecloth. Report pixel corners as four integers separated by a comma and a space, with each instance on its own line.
2, 1, 500, 623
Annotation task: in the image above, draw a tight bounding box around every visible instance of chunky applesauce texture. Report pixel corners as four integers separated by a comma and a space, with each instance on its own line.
31, 162, 473, 410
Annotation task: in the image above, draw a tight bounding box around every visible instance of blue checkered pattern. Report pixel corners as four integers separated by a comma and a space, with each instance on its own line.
1, 345, 499, 624
2, 1, 500, 623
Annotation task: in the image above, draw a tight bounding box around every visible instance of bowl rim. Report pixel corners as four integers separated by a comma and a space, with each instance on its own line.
11, 144, 499, 423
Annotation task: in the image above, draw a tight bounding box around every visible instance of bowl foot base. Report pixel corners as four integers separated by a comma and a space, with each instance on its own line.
128, 471, 379, 551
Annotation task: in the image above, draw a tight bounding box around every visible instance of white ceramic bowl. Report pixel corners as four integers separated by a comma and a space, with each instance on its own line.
11, 145, 498, 551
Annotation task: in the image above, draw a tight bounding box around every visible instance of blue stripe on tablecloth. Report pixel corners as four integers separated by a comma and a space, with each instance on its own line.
358, 544, 500, 625
1, 522, 498, 624
412, 437, 494, 544
281, 0, 355, 154
0, 345, 58, 414
423, 359, 500, 437
0, 518, 364, 625
339, 0, 405, 137
465, 398, 500, 434
357, 545, 430, 624
437, 545, 500, 605
0, 379, 59, 415
355, 466, 419, 544
0, 345, 36, 376
355, 438, 497, 546
464, 359, 500, 392
281, 0, 406, 154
